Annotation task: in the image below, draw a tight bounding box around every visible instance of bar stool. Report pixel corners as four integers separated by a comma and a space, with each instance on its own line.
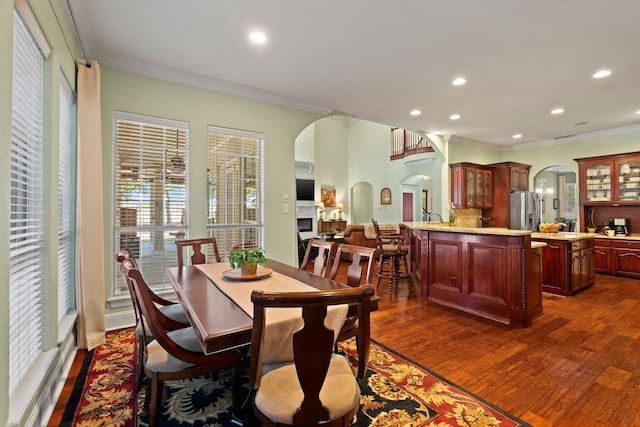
372, 220, 411, 292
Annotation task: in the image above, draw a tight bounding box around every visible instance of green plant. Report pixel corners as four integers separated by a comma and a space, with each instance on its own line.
229, 247, 266, 268
447, 201, 457, 224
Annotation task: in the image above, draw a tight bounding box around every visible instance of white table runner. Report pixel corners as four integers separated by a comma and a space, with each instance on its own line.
195, 263, 348, 365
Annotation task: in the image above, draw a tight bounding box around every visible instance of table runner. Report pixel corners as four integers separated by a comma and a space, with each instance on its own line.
195, 263, 348, 366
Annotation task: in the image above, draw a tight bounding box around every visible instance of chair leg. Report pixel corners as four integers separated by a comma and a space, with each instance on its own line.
136, 335, 145, 391
148, 374, 162, 427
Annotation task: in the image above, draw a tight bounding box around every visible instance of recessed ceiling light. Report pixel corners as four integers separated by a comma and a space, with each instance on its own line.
593, 69, 611, 79
410, 109, 421, 116
551, 108, 564, 115
512, 134, 522, 139
636, 110, 640, 115
449, 114, 461, 120
249, 31, 267, 44
452, 77, 466, 86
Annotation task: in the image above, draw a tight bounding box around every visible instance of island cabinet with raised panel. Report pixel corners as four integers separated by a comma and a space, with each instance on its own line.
405, 222, 542, 327
531, 233, 595, 296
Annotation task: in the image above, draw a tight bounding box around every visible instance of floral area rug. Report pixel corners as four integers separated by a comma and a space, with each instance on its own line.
59, 328, 531, 427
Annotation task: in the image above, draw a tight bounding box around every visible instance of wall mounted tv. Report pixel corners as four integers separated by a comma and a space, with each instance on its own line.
296, 179, 315, 201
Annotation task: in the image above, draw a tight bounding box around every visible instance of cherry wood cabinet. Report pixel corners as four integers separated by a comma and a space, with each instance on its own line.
593, 238, 612, 274
612, 240, 640, 279
532, 236, 595, 296
575, 152, 640, 234
576, 151, 640, 205
484, 162, 531, 228
450, 163, 492, 209
409, 225, 541, 327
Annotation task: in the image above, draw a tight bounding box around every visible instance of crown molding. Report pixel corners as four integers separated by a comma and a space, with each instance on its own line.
100, 56, 332, 115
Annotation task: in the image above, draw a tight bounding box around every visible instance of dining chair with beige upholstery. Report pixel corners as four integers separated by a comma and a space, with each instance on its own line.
176, 237, 222, 269
119, 257, 243, 427
326, 243, 378, 372
248, 286, 374, 426
299, 238, 338, 277
115, 249, 190, 390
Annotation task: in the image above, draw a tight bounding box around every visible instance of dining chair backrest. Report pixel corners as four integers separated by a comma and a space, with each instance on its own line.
248, 286, 374, 426
327, 243, 377, 287
176, 237, 222, 269
299, 239, 338, 277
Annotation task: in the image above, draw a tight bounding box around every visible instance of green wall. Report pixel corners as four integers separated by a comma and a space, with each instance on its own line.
100, 67, 323, 300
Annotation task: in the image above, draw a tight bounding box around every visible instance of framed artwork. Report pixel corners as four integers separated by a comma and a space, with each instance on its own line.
380, 187, 392, 205
321, 187, 336, 207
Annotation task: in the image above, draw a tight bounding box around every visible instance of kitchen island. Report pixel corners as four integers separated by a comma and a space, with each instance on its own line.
531, 232, 597, 295
405, 222, 544, 327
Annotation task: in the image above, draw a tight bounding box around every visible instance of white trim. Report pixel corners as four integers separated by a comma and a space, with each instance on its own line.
14, 0, 51, 59
114, 111, 189, 129
207, 125, 264, 140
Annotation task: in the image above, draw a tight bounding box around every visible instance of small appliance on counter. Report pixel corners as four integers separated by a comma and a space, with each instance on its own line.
609, 218, 629, 236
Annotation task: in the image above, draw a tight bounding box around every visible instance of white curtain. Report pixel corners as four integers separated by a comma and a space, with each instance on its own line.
76, 60, 106, 349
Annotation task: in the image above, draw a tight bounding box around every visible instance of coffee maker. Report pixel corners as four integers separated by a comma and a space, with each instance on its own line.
612, 218, 629, 236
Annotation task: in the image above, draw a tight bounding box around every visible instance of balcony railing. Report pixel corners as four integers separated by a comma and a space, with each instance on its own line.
390, 128, 434, 160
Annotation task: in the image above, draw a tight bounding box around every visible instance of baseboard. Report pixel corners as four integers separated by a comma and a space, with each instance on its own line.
105, 309, 136, 331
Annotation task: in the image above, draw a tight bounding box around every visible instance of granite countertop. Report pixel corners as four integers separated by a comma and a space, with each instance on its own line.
531, 241, 547, 249
592, 234, 640, 241
530, 232, 598, 241
404, 221, 532, 236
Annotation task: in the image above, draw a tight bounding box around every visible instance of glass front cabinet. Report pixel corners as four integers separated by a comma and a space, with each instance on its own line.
450, 163, 492, 209
577, 152, 640, 205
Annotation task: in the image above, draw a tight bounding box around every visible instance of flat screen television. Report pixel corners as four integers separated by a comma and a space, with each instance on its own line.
296, 179, 315, 201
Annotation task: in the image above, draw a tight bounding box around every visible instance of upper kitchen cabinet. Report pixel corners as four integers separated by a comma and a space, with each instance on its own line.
485, 162, 531, 228
576, 151, 640, 205
450, 162, 492, 209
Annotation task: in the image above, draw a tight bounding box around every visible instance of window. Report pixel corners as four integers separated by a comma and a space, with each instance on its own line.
58, 73, 75, 320
113, 112, 188, 294
10, 6, 47, 394
207, 126, 264, 259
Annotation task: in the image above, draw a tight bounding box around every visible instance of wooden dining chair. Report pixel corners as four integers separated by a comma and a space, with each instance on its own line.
119, 258, 243, 427
248, 286, 374, 427
115, 249, 190, 390
326, 243, 378, 368
299, 239, 338, 277
176, 237, 222, 269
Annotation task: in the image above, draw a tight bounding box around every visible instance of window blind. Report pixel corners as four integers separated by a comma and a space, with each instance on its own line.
10, 8, 45, 395
113, 112, 188, 294
206, 126, 264, 259
58, 73, 74, 321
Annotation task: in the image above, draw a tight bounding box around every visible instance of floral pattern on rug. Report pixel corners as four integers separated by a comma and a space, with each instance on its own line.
341, 340, 526, 427
68, 329, 529, 427
72, 329, 136, 427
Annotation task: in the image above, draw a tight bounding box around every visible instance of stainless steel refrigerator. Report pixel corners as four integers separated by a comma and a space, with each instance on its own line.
509, 191, 542, 231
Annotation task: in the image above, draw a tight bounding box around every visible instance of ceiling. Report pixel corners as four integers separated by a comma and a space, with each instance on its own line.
65, 0, 640, 148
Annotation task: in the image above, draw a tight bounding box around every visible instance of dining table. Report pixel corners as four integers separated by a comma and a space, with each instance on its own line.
166, 258, 379, 355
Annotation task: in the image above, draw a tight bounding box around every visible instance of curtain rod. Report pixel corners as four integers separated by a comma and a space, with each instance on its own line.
65, 0, 91, 68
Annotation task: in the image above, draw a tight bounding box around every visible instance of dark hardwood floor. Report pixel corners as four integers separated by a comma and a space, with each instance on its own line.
372, 274, 640, 427
48, 271, 640, 427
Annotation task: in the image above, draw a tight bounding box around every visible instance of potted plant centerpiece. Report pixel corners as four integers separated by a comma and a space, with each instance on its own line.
229, 247, 267, 276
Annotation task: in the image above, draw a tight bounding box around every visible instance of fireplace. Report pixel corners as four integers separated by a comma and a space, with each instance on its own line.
296, 204, 317, 240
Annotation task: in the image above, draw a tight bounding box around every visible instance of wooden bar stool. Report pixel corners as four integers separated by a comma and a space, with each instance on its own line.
372, 220, 411, 292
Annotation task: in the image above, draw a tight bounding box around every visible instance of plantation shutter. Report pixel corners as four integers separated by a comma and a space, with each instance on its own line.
58, 73, 75, 321
206, 126, 264, 259
113, 112, 188, 294
9, 6, 49, 394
